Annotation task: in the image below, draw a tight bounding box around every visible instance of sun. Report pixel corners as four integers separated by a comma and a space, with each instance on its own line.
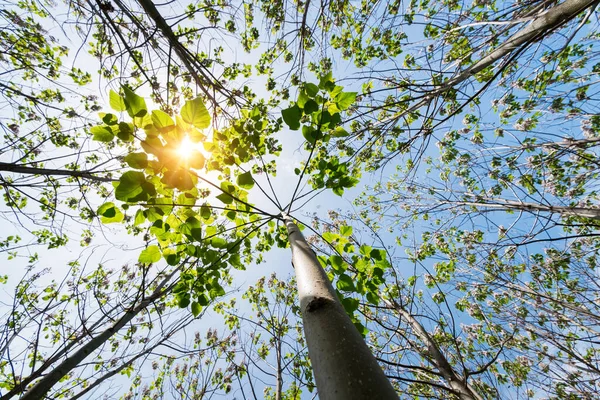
176, 135, 195, 160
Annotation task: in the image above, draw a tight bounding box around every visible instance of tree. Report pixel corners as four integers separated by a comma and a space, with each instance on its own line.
3, 0, 600, 398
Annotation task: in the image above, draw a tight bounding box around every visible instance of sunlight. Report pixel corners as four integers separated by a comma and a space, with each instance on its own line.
176, 135, 195, 160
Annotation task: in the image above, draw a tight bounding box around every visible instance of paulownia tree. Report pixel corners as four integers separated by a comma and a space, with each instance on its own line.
3, 0, 600, 399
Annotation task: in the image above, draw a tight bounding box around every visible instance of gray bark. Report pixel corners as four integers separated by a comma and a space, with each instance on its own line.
451, 197, 600, 220
364, 0, 598, 135
283, 215, 397, 400
382, 299, 483, 400
447, 0, 598, 86
0, 162, 116, 183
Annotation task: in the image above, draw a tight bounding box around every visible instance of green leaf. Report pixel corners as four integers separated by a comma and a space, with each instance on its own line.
322, 231, 338, 243
237, 171, 254, 190
370, 248, 386, 261
318, 72, 334, 90
336, 92, 357, 110
342, 297, 359, 313
151, 110, 175, 133
330, 255, 346, 273
282, 104, 301, 130
332, 127, 349, 137
90, 125, 114, 142
355, 258, 369, 272
134, 209, 145, 226
109, 89, 127, 112
198, 293, 209, 306
117, 122, 134, 142
297, 90, 309, 108
122, 86, 147, 118
303, 99, 319, 114
162, 169, 194, 191
181, 97, 210, 129
216, 192, 233, 204
209, 280, 226, 298
139, 245, 161, 264
115, 171, 147, 201
191, 301, 202, 317
178, 293, 191, 308
182, 217, 203, 242
302, 126, 322, 144
229, 253, 244, 270
366, 292, 379, 305
123, 152, 148, 169
210, 237, 228, 249
97, 202, 124, 223
200, 205, 211, 220
163, 249, 181, 266
340, 225, 353, 237
101, 113, 118, 125
336, 274, 355, 292
359, 244, 372, 257
305, 83, 319, 97
163, 248, 181, 266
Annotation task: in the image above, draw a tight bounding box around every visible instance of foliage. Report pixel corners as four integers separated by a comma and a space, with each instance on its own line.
2, 0, 600, 398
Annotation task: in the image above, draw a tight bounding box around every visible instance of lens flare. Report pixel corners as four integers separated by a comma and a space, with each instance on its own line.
176, 136, 194, 159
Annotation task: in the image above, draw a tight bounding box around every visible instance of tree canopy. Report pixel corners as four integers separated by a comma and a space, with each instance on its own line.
1, 0, 600, 398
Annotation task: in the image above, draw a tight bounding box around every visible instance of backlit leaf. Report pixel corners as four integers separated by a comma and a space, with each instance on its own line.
336, 92, 357, 110
237, 171, 254, 190
97, 202, 124, 223
90, 125, 114, 142
336, 274, 355, 292
151, 110, 175, 133
115, 171, 146, 201
181, 97, 210, 129
122, 86, 147, 118
139, 245, 161, 264
109, 89, 126, 112
123, 152, 148, 169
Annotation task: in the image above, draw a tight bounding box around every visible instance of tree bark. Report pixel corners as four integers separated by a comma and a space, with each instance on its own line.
283, 215, 397, 400
0, 162, 116, 183
447, 0, 598, 86
364, 0, 598, 137
449, 198, 600, 220
382, 299, 483, 400
133, 0, 231, 106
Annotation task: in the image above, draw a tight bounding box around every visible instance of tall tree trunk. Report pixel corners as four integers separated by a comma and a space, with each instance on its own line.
283, 215, 397, 399
275, 340, 283, 400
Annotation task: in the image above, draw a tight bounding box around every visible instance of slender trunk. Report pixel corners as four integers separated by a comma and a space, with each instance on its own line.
68, 348, 149, 400
365, 0, 597, 136
8, 269, 178, 400
382, 299, 483, 400
133, 0, 231, 106
451, 198, 600, 220
275, 340, 283, 400
446, 0, 597, 86
0, 162, 116, 183
283, 215, 397, 400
